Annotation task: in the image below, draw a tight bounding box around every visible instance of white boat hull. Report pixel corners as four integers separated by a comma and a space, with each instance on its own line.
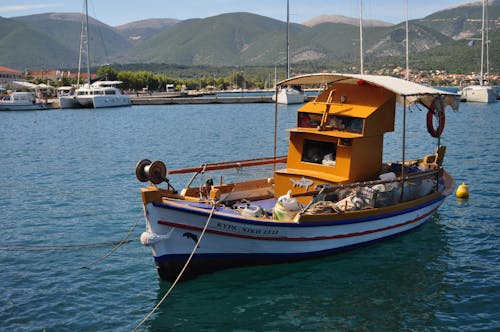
92, 94, 131, 108
143, 195, 444, 281
460, 85, 497, 103
0, 91, 47, 111
273, 87, 306, 104
0, 102, 46, 111
59, 96, 80, 109
76, 94, 131, 108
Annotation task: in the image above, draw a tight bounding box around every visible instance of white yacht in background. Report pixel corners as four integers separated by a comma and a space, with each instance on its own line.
57, 86, 80, 108
273, 0, 306, 105
60, 0, 131, 109
460, 83, 496, 103
273, 85, 306, 104
75, 81, 131, 108
0, 92, 47, 111
459, 0, 496, 103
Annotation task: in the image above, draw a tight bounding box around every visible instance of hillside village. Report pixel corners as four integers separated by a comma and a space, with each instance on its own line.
2, 64, 498, 95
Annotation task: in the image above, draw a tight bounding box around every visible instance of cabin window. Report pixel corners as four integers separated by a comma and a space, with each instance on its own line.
301, 139, 337, 166
298, 112, 364, 133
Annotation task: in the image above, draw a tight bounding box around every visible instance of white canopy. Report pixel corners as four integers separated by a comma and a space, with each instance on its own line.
12, 81, 38, 89
277, 73, 460, 110
91, 81, 124, 87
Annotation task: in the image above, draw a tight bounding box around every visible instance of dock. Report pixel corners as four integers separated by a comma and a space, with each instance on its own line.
44, 91, 316, 109
132, 95, 276, 105
131, 91, 315, 105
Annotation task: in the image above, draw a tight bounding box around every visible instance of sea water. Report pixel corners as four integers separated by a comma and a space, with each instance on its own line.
0, 101, 499, 331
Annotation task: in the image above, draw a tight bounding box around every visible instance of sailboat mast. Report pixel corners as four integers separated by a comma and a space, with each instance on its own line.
480, 0, 485, 86
286, 0, 290, 78
359, 0, 364, 74
84, 0, 91, 87
405, 0, 410, 81
485, 0, 489, 82
76, 1, 85, 88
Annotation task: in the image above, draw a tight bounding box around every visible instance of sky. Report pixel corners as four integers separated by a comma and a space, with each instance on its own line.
0, 0, 476, 27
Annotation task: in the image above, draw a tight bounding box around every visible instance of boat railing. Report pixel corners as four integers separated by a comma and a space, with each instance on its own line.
169, 156, 287, 192
168, 156, 287, 175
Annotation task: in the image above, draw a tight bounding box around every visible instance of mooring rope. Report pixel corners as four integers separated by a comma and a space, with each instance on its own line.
132, 202, 218, 332
0, 210, 142, 268
0, 240, 134, 251
80, 210, 143, 269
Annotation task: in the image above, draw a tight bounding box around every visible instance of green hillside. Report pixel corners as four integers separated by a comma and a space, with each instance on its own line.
115, 18, 179, 45
13, 13, 131, 64
0, 1, 498, 74
417, 0, 500, 38
0, 17, 76, 69
121, 13, 288, 66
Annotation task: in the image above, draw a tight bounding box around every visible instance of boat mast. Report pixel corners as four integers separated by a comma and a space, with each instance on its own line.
286, 0, 290, 78
359, 0, 364, 74
405, 0, 410, 81
84, 0, 91, 87
480, 0, 485, 86
485, 0, 489, 83
76, 1, 85, 88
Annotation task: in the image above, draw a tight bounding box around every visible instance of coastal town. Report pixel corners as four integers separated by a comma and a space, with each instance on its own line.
1, 64, 499, 99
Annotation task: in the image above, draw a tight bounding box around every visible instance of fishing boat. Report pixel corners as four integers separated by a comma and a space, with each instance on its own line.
136, 73, 459, 282
0, 92, 47, 111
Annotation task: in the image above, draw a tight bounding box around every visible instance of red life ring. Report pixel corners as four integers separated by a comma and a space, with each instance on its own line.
426, 100, 445, 137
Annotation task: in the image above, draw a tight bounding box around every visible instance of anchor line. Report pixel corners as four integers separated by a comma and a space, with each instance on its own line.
80, 209, 143, 269
132, 201, 218, 332
0, 210, 144, 253
0, 240, 134, 251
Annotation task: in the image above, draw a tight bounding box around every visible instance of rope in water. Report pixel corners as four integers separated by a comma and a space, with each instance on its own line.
0, 240, 134, 251
132, 202, 218, 332
80, 210, 143, 269
0, 210, 142, 261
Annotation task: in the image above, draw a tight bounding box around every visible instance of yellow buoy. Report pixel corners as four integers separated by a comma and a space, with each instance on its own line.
456, 182, 469, 199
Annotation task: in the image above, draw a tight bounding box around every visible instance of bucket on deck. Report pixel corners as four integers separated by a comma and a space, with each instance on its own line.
240, 204, 264, 218
273, 190, 301, 220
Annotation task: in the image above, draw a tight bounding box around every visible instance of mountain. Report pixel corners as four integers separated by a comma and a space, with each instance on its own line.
0, 16, 76, 69
115, 18, 179, 44
118, 13, 292, 66
12, 13, 131, 64
0, 1, 498, 73
364, 22, 451, 57
303, 15, 393, 27
415, 0, 500, 39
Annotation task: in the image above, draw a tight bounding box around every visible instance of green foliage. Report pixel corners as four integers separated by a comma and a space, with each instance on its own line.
97, 65, 118, 80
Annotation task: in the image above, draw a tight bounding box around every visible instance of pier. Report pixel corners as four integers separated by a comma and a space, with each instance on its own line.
132, 95, 275, 105
131, 91, 315, 105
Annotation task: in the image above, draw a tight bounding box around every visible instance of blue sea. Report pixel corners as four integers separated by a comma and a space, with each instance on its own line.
0, 100, 499, 331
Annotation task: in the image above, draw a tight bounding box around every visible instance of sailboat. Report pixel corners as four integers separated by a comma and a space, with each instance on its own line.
59, 0, 131, 109
273, 0, 306, 104
460, 0, 496, 103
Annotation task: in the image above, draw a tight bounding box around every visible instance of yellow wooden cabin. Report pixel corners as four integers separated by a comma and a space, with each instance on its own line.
274, 80, 397, 200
